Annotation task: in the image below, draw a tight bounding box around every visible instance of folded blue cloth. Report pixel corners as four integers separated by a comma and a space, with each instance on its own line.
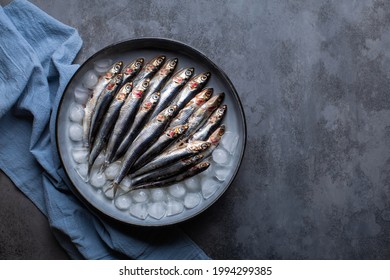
0, 0, 209, 260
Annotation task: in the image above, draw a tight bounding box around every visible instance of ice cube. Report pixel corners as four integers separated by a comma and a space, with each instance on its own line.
215, 167, 230, 182
115, 195, 132, 210
131, 189, 149, 203
148, 202, 166, 220
90, 171, 106, 188
74, 86, 90, 105
72, 148, 88, 164
166, 199, 184, 216
150, 188, 167, 202
69, 103, 84, 123
83, 70, 98, 89
221, 131, 239, 155
212, 148, 230, 165
102, 184, 114, 199
94, 153, 106, 166
184, 193, 201, 209
69, 123, 83, 142
185, 176, 200, 192
130, 203, 148, 220
104, 162, 121, 180
168, 183, 186, 199
75, 163, 88, 178
94, 59, 113, 74
201, 178, 220, 199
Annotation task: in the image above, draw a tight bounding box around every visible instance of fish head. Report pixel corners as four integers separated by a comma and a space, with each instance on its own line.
173, 67, 194, 84
145, 55, 166, 72
206, 93, 225, 112
195, 88, 213, 106
208, 125, 226, 144
188, 141, 211, 152
132, 78, 150, 98
124, 58, 144, 75
158, 58, 178, 76
210, 104, 227, 122
141, 92, 160, 111
157, 105, 177, 122
167, 124, 189, 138
105, 61, 123, 79
187, 72, 211, 90
116, 82, 133, 101
190, 161, 210, 171
106, 74, 123, 90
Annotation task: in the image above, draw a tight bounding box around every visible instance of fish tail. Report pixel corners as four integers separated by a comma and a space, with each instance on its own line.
99, 160, 109, 174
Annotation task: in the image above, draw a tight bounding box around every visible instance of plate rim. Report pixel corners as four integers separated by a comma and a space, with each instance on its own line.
55, 37, 247, 227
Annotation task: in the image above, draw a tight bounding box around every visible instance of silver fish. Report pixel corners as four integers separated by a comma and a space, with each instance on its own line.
109, 91, 161, 164
169, 88, 213, 128
149, 67, 195, 120
87, 82, 133, 175
132, 140, 211, 177
104, 79, 151, 166
107, 105, 178, 195
131, 55, 166, 87
201, 124, 226, 158
130, 124, 189, 172
128, 161, 210, 191
131, 154, 204, 186
121, 58, 144, 84
171, 71, 211, 111
190, 104, 227, 142
141, 57, 178, 102
82, 61, 123, 147
89, 74, 124, 146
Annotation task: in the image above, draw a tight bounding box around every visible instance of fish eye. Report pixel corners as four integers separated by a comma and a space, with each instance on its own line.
157, 58, 163, 64
152, 94, 158, 100
142, 81, 149, 88
201, 143, 208, 149
115, 65, 120, 71
126, 84, 131, 90
201, 75, 207, 81
169, 60, 177, 67
168, 107, 174, 113
185, 69, 192, 76
135, 61, 141, 67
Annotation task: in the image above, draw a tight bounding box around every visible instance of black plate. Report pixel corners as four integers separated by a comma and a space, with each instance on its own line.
56, 38, 247, 226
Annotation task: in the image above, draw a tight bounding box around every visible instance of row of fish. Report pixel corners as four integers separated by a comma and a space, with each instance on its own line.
81, 55, 227, 196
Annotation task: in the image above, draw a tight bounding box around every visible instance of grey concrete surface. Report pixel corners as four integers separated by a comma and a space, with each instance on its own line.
1, 0, 390, 259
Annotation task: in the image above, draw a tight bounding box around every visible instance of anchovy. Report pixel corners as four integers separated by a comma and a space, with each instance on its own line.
141, 57, 178, 102
130, 124, 189, 172
171, 71, 211, 111
129, 161, 210, 191
111, 92, 161, 163
201, 124, 226, 158
131, 55, 166, 87
169, 88, 213, 128
82, 61, 123, 147
180, 93, 225, 140
107, 105, 178, 195
131, 154, 204, 186
89, 74, 123, 146
149, 67, 194, 120
190, 104, 227, 142
104, 79, 151, 166
121, 58, 144, 84
86, 82, 133, 175
132, 140, 211, 177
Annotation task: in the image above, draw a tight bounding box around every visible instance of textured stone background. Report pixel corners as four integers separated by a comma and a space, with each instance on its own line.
1, 0, 390, 259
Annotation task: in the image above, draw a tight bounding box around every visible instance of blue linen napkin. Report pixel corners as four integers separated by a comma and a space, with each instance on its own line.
0, 0, 209, 260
